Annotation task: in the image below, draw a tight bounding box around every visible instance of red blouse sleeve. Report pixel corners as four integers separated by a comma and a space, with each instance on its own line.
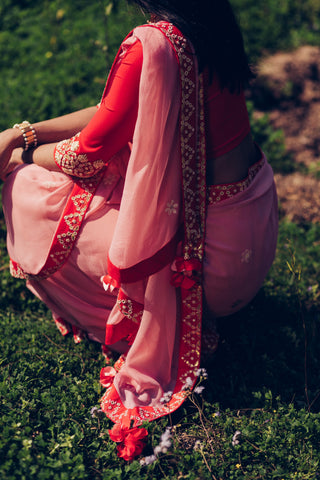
54, 39, 143, 177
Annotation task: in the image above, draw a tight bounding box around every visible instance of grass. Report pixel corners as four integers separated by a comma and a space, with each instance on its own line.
1, 200, 320, 478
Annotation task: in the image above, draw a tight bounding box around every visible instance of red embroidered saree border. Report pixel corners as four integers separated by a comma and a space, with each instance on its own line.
105, 288, 144, 347
10, 171, 104, 280
101, 22, 206, 426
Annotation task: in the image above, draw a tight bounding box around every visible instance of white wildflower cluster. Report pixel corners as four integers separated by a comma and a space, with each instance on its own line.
140, 427, 172, 466
193, 440, 203, 451
154, 427, 172, 455
195, 368, 208, 379
194, 385, 205, 395
232, 430, 241, 446
190, 368, 208, 395
182, 376, 193, 391
181, 369, 208, 394
139, 454, 157, 466
160, 390, 173, 404
90, 406, 103, 418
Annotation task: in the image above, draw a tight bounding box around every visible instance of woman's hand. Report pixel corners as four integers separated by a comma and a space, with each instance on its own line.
0, 128, 22, 178
0, 148, 24, 181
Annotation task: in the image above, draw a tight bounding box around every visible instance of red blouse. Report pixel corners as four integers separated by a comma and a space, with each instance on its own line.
55, 38, 251, 174
206, 74, 251, 158
79, 41, 143, 161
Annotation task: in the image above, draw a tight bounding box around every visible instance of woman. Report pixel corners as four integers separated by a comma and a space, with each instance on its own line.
0, 0, 277, 460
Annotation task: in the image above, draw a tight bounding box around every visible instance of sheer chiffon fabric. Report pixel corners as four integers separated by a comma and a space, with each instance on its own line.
102, 26, 187, 417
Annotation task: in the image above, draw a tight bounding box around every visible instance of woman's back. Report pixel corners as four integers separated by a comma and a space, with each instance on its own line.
206, 74, 250, 160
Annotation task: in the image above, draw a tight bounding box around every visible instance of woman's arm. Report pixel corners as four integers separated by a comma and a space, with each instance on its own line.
0, 107, 97, 177
1, 143, 61, 179
30, 106, 97, 144
53, 40, 143, 177
5, 106, 96, 150
1, 38, 143, 178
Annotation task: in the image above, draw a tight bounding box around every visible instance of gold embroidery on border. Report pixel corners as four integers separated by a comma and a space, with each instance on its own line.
117, 298, 143, 324
181, 349, 200, 368
9, 260, 28, 279
10, 171, 104, 280
158, 22, 203, 381
182, 331, 201, 349
55, 132, 105, 178
101, 23, 205, 427
64, 213, 83, 231
158, 23, 206, 264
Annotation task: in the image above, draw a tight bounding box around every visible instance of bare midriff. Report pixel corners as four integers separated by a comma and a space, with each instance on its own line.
206, 133, 261, 185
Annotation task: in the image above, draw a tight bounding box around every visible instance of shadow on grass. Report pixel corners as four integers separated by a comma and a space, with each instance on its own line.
203, 289, 320, 413
1, 200, 319, 416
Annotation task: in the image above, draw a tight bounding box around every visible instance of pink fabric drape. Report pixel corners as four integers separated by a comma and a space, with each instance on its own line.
2, 153, 128, 343
101, 24, 204, 424
204, 156, 278, 317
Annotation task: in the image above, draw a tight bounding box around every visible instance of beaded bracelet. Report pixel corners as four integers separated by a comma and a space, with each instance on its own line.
13, 120, 38, 151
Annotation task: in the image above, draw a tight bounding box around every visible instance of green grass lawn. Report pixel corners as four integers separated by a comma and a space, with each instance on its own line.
1, 202, 320, 479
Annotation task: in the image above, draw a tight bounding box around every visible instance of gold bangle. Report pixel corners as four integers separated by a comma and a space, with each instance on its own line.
13, 120, 38, 151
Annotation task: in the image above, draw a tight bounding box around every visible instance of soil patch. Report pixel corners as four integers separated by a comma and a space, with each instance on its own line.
251, 46, 320, 223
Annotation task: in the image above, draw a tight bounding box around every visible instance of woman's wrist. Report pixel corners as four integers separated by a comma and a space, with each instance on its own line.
8, 127, 25, 149
12, 121, 38, 150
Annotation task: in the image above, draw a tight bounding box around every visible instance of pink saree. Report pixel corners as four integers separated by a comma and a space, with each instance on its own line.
2, 22, 278, 444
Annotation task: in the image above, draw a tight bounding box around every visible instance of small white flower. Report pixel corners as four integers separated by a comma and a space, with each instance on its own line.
232, 430, 241, 446
154, 445, 162, 455
90, 406, 103, 418
194, 440, 202, 451
157, 427, 172, 454
149, 427, 173, 460
160, 391, 173, 404
182, 376, 193, 390
160, 427, 172, 447
159, 434, 172, 452
194, 385, 205, 395
195, 368, 208, 379
140, 454, 157, 466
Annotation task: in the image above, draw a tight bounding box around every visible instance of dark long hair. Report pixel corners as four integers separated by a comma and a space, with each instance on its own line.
128, 0, 253, 91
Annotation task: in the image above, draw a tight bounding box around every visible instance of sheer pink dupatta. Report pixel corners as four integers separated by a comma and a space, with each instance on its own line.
101, 23, 205, 426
